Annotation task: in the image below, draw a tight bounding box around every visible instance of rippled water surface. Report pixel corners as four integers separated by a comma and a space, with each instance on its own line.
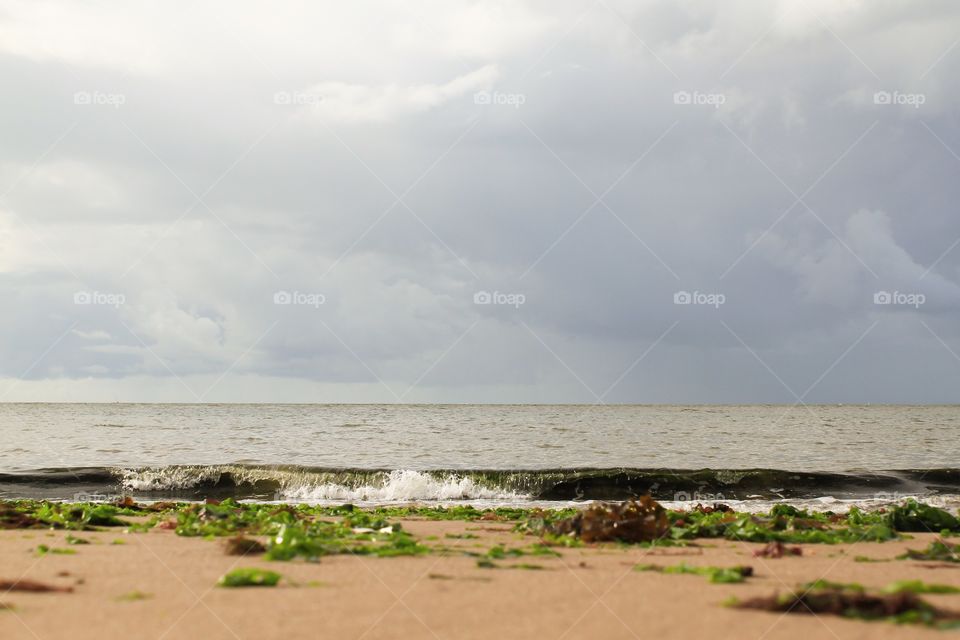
3, 403, 957, 472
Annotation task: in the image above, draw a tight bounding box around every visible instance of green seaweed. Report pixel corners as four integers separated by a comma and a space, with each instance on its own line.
218, 568, 282, 587
800, 579, 864, 592
14, 502, 131, 530
265, 519, 428, 562
899, 539, 960, 562
886, 499, 960, 533
883, 580, 960, 595
668, 507, 896, 545
34, 544, 76, 556
486, 545, 525, 560
635, 562, 753, 584
853, 555, 890, 563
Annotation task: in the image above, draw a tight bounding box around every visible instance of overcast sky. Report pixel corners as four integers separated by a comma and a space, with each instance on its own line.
2, 0, 960, 403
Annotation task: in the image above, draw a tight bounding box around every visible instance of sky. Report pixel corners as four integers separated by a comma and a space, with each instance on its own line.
1, 0, 960, 404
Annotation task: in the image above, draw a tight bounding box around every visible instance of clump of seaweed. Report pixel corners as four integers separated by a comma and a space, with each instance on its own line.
265, 518, 427, 561
0, 507, 43, 529
550, 496, 669, 543
899, 538, 960, 562
731, 580, 960, 628
692, 503, 733, 514
218, 568, 282, 588
0, 501, 130, 530
885, 499, 960, 533
635, 562, 753, 584
753, 541, 802, 558
667, 504, 896, 544
0, 579, 72, 593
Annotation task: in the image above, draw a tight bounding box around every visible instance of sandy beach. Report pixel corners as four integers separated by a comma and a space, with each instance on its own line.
1, 510, 958, 640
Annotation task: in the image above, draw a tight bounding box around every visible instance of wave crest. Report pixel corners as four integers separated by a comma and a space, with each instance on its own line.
281, 469, 525, 502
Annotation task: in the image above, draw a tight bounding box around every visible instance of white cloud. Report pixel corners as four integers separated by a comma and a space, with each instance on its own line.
303, 65, 499, 123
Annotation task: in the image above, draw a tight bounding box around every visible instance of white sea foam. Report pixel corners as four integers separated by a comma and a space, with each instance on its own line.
117, 466, 223, 491
280, 469, 527, 503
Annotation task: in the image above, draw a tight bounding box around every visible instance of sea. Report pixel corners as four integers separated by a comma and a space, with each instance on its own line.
2, 403, 958, 512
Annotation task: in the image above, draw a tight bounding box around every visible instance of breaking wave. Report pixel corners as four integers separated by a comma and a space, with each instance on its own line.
2, 464, 960, 505
280, 469, 524, 502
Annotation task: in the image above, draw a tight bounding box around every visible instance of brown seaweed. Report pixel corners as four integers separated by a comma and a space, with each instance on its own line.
0, 508, 43, 529
693, 503, 733, 514
753, 541, 802, 558
0, 579, 73, 593
551, 496, 669, 543
224, 536, 267, 556
734, 584, 960, 627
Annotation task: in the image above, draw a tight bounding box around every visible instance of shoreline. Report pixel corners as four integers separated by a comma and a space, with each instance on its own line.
2, 499, 960, 638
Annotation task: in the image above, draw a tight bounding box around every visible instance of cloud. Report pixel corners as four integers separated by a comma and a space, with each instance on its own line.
302, 65, 499, 123
759, 209, 960, 310
1, 1, 960, 402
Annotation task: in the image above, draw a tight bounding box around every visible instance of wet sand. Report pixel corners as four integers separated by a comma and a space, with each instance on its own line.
0, 520, 956, 640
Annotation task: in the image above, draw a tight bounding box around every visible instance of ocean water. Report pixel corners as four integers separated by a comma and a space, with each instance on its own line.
2, 403, 958, 509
